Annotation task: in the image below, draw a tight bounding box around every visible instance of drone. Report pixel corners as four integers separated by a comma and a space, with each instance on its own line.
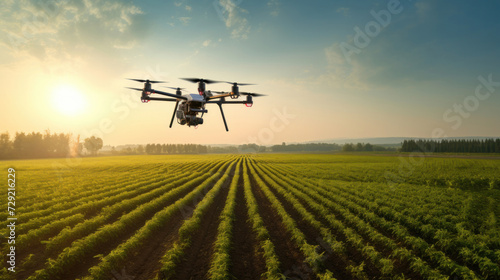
126, 78, 265, 131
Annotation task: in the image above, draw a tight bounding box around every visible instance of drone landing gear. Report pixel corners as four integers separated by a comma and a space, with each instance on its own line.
217, 103, 229, 131
169, 101, 179, 128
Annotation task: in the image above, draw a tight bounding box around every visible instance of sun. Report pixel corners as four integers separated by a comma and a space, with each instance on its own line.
52, 84, 87, 116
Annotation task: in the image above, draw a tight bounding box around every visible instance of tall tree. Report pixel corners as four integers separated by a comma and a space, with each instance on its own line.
0, 132, 12, 159
84, 136, 103, 156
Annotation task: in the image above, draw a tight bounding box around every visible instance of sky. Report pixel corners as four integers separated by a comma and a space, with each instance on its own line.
1, 0, 500, 146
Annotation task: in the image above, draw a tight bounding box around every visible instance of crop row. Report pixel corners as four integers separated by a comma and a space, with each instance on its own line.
41, 161, 215, 255
157, 159, 238, 279
250, 159, 397, 278
27, 160, 230, 279
208, 159, 241, 279
17, 160, 193, 212
265, 161, 496, 279
11, 160, 217, 258
257, 160, 445, 279
241, 158, 282, 280
246, 159, 336, 279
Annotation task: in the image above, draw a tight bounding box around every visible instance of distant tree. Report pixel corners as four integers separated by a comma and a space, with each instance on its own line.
0, 132, 13, 159
155, 144, 162, 154
364, 143, 373, 151
180, 144, 185, 153
44, 130, 56, 155
343, 143, 354, 152
13, 132, 27, 158
0, 131, 70, 159
239, 143, 260, 153
84, 136, 103, 156
55, 133, 70, 157
400, 138, 500, 153
72, 135, 84, 156
137, 145, 144, 154
355, 143, 364, 151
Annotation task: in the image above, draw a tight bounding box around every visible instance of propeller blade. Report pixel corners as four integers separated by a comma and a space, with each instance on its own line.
126, 87, 144, 92
225, 82, 255, 86
240, 92, 266, 97
180, 78, 199, 83
127, 78, 166, 84
181, 78, 221, 84
164, 86, 186, 90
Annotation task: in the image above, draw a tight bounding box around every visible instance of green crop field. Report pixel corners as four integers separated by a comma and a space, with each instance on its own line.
1, 154, 500, 279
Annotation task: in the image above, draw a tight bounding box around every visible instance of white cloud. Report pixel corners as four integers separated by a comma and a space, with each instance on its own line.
336, 7, 349, 16
315, 42, 369, 90
185, 5, 192, 12
178, 17, 191, 25
324, 43, 355, 83
202, 40, 212, 47
215, 0, 250, 40
0, 0, 145, 64
267, 0, 280, 16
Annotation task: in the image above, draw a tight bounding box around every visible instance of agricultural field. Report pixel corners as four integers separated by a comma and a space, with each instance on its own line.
1, 153, 500, 280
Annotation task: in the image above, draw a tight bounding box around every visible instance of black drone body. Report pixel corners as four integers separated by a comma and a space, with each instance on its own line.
126, 78, 265, 131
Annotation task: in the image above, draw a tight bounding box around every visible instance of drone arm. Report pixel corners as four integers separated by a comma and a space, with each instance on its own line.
206, 92, 237, 100
146, 97, 178, 102
169, 100, 179, 128
217, 103, 229, 131
206, 100, 247, 104
152, 89, 188, 100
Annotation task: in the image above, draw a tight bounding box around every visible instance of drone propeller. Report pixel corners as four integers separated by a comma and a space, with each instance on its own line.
181, 78, 221, 84
126, 87, 144, 91
127, 78, 166, 84
240, 92, 266, 97
163, 86, 186, 91
225, 81, 255, 86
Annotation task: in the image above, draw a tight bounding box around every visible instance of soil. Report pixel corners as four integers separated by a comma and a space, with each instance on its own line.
259, 169, 355, 280
125, 211, 186, 280
229, 169, 266, 279
170, 165, 235, 280
248, 162, 315, 280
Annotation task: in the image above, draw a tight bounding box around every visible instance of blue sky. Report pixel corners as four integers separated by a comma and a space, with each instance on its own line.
1, 0, 499, 145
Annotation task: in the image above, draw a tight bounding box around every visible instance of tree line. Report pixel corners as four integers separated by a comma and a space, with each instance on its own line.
0, 131, 104, 160
139, 144, 266, 154
271, 143, 342, 152
143, 144, 208, 154
401, 139, 500, 153
341, 142, 396, 152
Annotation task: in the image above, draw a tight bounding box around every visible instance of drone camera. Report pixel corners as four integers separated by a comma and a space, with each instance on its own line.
185, 115, 204, 126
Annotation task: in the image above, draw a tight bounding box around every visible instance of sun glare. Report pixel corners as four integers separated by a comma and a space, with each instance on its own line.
52, 85, 87, 116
